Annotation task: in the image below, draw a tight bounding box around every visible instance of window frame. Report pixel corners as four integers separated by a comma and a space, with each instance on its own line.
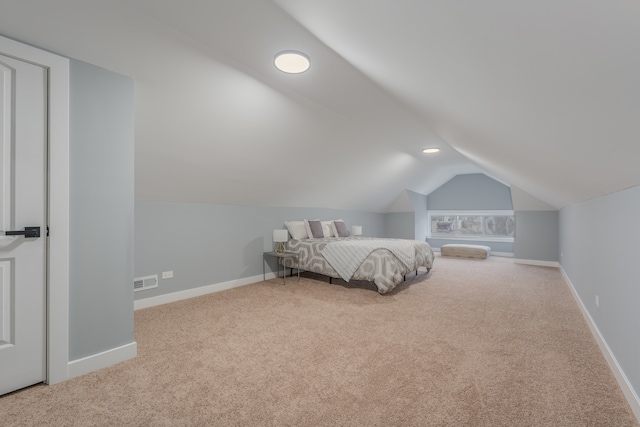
427, 210, 515, 242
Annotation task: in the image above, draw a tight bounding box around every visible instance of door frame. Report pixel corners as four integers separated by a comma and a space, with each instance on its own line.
0, 34, 70, 385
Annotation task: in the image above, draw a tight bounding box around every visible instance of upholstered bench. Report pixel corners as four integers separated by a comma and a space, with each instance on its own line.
441, 244, 491, 259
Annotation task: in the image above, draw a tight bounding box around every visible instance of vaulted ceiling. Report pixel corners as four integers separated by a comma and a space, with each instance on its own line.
1, 0, 638, 212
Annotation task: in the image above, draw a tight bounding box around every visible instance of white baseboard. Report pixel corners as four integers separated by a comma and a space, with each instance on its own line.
68, 341, 137, 380
432, 248, 513, 258
560, 266, 640, 421
513, 258, 559, 268
134, 272, 276, 311
69, 273, 279, 378
491, 251, 514, 258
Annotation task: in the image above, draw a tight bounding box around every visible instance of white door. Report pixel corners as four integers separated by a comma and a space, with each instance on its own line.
0, 53, 48, 395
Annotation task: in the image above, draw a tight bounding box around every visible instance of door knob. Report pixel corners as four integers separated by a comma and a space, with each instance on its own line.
5, 227, 40, 238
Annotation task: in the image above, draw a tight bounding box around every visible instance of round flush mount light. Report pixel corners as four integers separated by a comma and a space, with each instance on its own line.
422, 148, 440, 154
274, 50, 310, 74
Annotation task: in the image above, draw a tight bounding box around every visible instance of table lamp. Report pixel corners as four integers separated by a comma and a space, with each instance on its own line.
273, 229, 288, 255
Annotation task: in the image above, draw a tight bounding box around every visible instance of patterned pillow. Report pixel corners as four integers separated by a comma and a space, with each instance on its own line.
285, 220, 308, 240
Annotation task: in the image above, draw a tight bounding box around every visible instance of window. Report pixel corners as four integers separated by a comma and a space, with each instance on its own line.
428, 211, 515, 242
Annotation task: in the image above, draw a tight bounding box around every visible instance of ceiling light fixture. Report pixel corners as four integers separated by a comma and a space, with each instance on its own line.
274, 50, 310, 74
422, 148, 440, 154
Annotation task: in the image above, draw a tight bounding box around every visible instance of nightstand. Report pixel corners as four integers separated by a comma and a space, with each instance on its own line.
263, 251, 299, 285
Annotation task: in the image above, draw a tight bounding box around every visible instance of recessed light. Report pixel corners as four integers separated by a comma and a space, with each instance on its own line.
422, 148, 440, 154
274, 51, 310, 74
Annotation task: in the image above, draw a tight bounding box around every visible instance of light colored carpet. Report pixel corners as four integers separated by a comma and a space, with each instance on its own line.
1, 255, 638, 426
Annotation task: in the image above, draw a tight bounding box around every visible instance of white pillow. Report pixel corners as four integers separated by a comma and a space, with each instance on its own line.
284, 220, 308, 240
321, 220, 335, 237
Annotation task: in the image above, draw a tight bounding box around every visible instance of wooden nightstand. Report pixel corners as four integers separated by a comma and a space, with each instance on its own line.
263, 251, 299, 285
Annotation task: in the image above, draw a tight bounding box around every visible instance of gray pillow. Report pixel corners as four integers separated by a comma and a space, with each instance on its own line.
334, 221, 349, 237
308, 220, 324, 238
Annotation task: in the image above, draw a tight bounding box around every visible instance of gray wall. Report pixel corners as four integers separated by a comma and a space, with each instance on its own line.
383, 190, 428, 240
560, 185, 640, 399
384, 212, 415, 239
134, 202, 385, 300
406, 190, 428, 240
426, 173, 514, 253
514, 210, 559, 262
427, 173, 512, 210
69, 60, 135, 360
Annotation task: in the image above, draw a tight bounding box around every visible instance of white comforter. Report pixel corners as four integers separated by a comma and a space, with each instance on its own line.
321, 239, 416, 282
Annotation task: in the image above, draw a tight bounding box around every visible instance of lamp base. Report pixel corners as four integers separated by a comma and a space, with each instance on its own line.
275, 242, 286, 255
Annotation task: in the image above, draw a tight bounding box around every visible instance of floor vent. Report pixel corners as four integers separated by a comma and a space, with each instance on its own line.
134, 274, 158, 292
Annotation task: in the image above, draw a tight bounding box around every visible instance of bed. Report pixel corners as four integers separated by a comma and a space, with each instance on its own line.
278, 221, 434, 294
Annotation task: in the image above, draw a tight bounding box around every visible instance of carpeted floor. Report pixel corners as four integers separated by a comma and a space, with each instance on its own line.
1, 255, 638, 426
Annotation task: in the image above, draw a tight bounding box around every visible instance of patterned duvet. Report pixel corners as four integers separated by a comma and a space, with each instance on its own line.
279, 237, 434, 294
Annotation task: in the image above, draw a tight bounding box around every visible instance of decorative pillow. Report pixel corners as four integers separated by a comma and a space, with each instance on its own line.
303, 219, 318, 239
305, 219, 324, 238
330, 219, 345, 237
329, 219, 344, 237
333, 220, 349, 237
284, 220, 308, 240
321, 221, 334, 237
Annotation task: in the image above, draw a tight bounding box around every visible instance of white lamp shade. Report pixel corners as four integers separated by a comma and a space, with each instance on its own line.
273, 229, 289, 243
351, 225, 362, 236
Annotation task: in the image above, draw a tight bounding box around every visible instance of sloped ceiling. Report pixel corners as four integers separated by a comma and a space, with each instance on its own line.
1, 0, 638, 212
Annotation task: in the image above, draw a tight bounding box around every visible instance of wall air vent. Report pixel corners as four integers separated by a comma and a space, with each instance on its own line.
134, 274, 158, 292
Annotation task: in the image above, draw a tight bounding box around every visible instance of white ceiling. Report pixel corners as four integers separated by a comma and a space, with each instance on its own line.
1, 0, 638, 212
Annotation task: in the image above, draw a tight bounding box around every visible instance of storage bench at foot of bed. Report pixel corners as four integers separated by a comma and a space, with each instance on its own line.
441, 244, 491, 259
